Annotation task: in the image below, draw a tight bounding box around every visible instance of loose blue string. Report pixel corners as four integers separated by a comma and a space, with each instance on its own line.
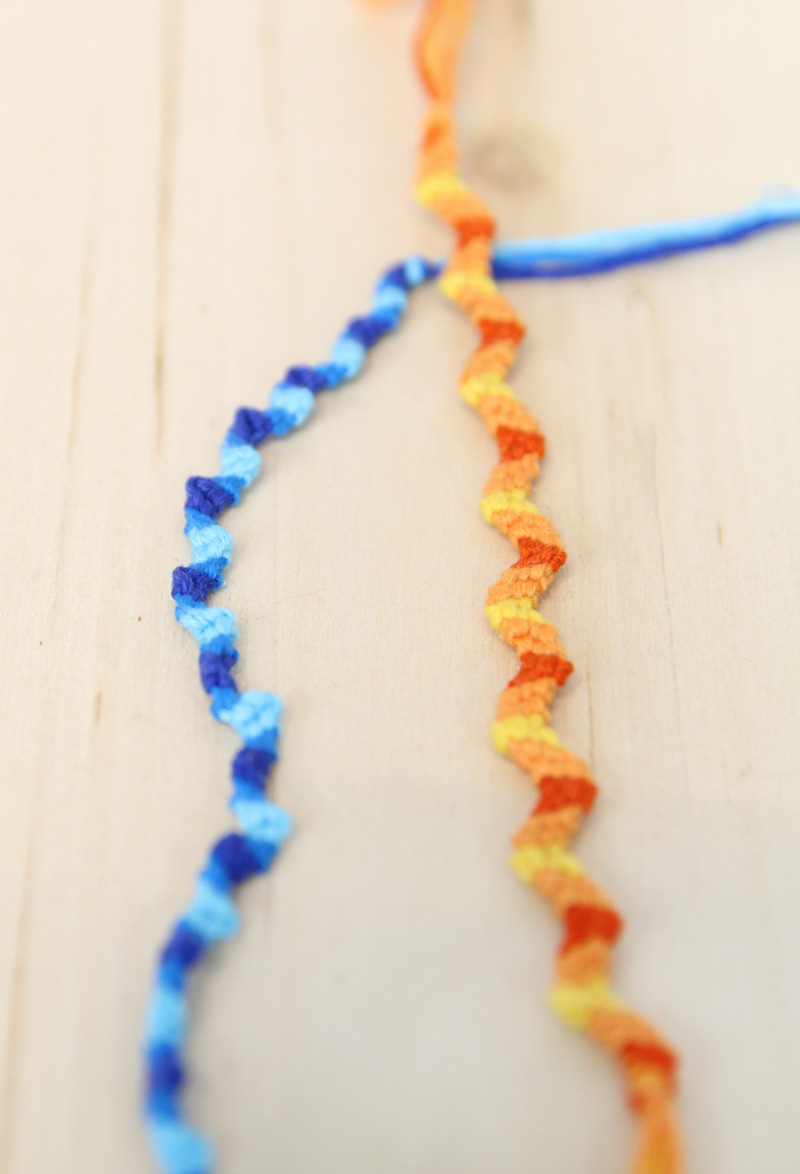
491, 190, 800, 278
143, 192, 800, 1174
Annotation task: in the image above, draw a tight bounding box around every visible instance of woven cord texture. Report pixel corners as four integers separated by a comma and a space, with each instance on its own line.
411, 2, 684, 1170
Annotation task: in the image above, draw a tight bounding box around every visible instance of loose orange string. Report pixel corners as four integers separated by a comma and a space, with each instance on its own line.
408, 2, 684, 1170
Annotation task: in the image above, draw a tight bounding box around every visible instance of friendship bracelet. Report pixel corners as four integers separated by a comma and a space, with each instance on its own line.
407, 9, 800, 1169
142, 195, 800, 1172
143, 252, 436, 1174
412, 1, 682, 1169
141, 9, 800, 1168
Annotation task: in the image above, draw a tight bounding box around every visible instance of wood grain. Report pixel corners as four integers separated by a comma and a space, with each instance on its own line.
2, 2, 800, 1171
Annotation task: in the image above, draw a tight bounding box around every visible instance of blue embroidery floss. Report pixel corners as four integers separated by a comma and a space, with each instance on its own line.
491, 190, 800, 279
143, 194, 800, 1173
143, 254, 436, 1174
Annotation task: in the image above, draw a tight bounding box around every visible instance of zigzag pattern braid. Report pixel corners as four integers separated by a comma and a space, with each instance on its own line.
143, 254, 437, 1174
410, 2, 684, 1170
140, 206, 797, 1170
138, 135, 800, 1174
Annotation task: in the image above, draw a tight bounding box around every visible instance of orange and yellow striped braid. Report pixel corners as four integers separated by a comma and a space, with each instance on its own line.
411, 2, 684, 1170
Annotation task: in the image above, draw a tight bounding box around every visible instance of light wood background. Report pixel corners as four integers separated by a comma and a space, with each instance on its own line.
2, 2, 800, 1172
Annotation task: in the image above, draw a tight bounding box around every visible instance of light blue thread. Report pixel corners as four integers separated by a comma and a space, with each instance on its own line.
148, 1123, 214, 1174
229, 797, 293, 843
218, 440, 261, 484
404, 255, 430, 286
185, 519, 233, 565
490, 191, 800, 279
269, 383, 315, 425
329, 336, 367, 378
145, 987, 188, 1049
175, 605, 238, 646
212, 691, 283, 741
183, 879, 241, 943
373, 284, 408, 314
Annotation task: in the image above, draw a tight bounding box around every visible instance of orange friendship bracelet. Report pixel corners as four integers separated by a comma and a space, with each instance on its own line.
405, 1, 684, 1170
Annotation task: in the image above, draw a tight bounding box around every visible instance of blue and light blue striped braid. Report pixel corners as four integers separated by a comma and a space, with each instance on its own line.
143, 254, 437, 1174
143, 193, 800, 1174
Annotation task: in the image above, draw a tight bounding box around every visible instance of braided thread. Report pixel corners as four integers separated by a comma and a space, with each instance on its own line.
140, 200, 800, 1167
143, 254, 436, 1174
411, 2, 683, 1170
139, 75, 800, 1168
140, 203, 800, 1169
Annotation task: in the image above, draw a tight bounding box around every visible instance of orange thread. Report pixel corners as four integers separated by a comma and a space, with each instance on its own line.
409, 2, 684, 1170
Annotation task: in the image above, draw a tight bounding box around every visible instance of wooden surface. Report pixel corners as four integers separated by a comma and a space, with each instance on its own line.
2, 2, 800, 1171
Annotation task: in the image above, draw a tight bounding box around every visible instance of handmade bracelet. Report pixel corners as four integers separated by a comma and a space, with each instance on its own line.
141, 5, 800, 1170
413, 1, 682, 1169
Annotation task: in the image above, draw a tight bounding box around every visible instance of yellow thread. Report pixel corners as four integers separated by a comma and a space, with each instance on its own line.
439, 269, 498, 302
480, 489, 539, 522
484, 597, 546, 629
550, 979, 622, 1028
415, 172, 469, 203
459, 375, 516, 406
510, 844, 584, 883
491, 713, 563, 754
